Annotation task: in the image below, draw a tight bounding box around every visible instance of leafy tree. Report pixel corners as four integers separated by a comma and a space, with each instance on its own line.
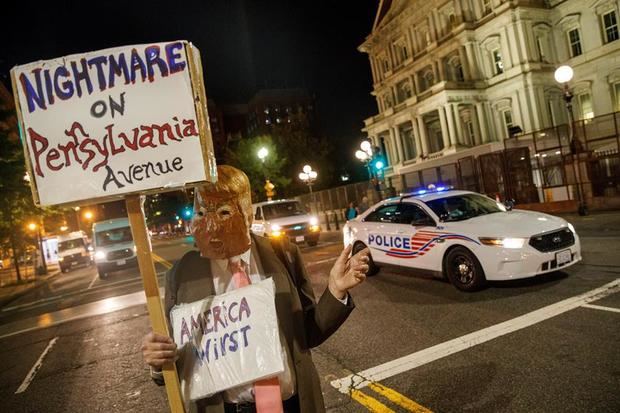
226, 135, 291, 202
0, 109, 67, 280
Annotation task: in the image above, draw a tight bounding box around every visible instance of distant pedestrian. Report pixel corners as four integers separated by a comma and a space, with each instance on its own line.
358, 196, 370, 214
346, 202, 358, 221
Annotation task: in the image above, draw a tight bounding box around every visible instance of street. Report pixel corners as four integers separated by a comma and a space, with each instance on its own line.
0, 214, 619, 413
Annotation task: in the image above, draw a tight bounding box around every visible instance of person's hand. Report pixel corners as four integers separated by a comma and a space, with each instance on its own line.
141, 332, 178, 371
328, 244, 370, 300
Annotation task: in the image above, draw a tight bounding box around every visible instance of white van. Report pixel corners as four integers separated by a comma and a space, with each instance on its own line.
57, 231, 93, 273
251, 199, 320, 246
92, 218, 137, 279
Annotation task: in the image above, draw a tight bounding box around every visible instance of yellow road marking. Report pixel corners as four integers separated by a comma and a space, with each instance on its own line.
368, 382, 433, 413
151, 253, 172, 270
350, 389, 395, 412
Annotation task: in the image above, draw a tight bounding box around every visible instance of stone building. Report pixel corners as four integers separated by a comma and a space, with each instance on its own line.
359, 0, 620, 192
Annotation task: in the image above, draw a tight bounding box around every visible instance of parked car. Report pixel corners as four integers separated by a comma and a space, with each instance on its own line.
92, 218, 138, 279
251, 199, 321, 246
343, 187, 581, 292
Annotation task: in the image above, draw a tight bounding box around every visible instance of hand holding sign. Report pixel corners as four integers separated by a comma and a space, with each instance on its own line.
328, 245, 370, 300
142, 332, 178, 370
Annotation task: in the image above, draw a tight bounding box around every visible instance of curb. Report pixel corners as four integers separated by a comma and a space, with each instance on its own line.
0, 270, 61, 309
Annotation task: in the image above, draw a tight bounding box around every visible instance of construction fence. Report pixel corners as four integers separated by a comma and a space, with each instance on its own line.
297, 111, 620, 228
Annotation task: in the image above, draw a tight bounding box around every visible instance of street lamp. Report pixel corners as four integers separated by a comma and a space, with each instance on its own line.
299, 165, 318, 214
26, 221, 47, 275
554, 65, 588, 216
257, 147, 268, 163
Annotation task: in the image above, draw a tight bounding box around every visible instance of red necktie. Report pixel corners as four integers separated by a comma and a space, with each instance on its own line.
228, 259, 283, 413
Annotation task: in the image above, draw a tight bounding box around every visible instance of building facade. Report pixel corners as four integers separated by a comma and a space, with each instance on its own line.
246, 88, 318, 137
359, 0, 620, 193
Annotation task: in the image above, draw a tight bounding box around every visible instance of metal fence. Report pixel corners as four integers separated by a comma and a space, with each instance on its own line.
298, 112, 620, 227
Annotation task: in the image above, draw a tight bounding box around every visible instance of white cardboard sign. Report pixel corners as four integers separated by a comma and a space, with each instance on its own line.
170, 278, 285, 402
11, 41, 212, 206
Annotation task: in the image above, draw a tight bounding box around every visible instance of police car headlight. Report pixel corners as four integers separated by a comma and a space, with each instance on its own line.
479, 237, 525, 249
309, 216, 319, 226
567, 222, 576, 233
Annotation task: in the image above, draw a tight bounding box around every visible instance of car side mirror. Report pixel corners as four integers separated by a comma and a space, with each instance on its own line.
504, 199, 515, 211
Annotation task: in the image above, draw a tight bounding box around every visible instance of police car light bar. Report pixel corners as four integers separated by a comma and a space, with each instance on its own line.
399, 185, 454, 199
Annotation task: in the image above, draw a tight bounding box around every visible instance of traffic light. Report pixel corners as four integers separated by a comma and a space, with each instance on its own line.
183, 207, 192, 218
374, 159, 385, 171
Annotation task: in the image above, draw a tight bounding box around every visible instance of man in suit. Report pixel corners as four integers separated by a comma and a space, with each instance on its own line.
142, 165, 370, 413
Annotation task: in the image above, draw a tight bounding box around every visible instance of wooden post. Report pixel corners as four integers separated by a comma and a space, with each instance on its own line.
126, 195, 185, 413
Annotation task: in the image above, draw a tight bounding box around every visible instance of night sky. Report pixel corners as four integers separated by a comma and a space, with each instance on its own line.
1, 0, 378, 170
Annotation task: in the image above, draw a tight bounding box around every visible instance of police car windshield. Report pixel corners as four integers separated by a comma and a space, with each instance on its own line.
262, 202, 305, 220
425, 194, 504, 222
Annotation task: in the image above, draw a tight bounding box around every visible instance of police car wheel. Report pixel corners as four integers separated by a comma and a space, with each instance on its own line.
353, 242, 379, 276
445, 247, 486, 292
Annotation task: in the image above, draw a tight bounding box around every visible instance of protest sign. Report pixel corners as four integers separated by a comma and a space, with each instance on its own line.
11, 41, 216, 207
11, 41, 218, 413
170, 278, 285, 403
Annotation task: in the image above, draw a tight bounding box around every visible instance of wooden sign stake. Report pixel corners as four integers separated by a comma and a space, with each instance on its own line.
126, 194, 185, 413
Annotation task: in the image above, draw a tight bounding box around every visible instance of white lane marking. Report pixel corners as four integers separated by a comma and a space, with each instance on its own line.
87, 272, 98, 289
581, 303, 620, 313
331, 278, 620, 393
0, 288, 164, 340
306, 257, 338, 266
15, 337, 59, 394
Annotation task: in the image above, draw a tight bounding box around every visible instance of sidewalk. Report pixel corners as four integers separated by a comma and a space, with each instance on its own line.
0, 264, 60, 308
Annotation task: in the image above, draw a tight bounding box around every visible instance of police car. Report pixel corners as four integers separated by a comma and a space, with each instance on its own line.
343, 188, 581, 291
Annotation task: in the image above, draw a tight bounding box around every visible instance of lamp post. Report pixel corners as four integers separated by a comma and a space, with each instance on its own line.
355, 140, 374, 180
27, 222, 47, 275
257, 147, 274, 200
299, 165, 318, 214
554, 65, 588, 216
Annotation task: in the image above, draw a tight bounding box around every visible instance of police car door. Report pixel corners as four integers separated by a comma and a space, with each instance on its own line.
392, 202, 440, 270
362, 203, 401, 265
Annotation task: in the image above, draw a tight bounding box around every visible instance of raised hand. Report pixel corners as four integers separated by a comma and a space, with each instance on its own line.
328, 244, 370, 300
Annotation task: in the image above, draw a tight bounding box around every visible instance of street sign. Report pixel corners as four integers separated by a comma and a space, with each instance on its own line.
11, 41, 219, 413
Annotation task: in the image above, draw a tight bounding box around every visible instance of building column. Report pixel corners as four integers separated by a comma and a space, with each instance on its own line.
465, 42, 480, 80
458, 46, 471, 81
475, 102, 489, 143
416, 116, 430, 156
438, 59, 447, 82
452, 104, 463, 145
445, 104, 458, 147
438, 107, 450, 150
413, 73, 422, 95
391, 127, 404, 165
410, 116, 423, 158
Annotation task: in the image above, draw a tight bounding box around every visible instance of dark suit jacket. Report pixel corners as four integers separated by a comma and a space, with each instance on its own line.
162, 234, 354, 413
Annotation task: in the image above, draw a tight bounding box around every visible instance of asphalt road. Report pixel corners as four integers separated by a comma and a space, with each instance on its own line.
0, 217, 619, 413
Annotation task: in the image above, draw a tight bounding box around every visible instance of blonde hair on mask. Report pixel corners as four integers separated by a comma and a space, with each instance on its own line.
195, 165, 253, 220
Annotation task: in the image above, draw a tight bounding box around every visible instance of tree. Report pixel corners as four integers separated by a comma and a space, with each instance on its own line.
0, 109, 67, 280
226, 135, 291, 202
0, 109, 38, 281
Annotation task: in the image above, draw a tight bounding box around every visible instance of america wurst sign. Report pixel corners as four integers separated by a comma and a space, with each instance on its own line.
11, 40, 216, 206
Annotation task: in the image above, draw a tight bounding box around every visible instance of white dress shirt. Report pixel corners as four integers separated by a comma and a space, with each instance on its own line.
211, 249, 297, 403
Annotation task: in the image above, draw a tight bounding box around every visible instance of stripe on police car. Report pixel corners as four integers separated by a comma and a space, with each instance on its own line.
331, 278, 620, 393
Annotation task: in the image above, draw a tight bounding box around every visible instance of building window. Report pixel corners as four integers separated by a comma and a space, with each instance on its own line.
568, 29, 583, 57
603, 10, 619, 43
482, 0, 492, 16
492, 49, 504, 75
454, 63, 464, 81
614, 83, 620, 111
396, 79, 413, 102
423, 70, 435, 90
577, 93, 594, 120
502, 109, 514, 136
536, 36, 546, 61
394, 39, 409, 64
